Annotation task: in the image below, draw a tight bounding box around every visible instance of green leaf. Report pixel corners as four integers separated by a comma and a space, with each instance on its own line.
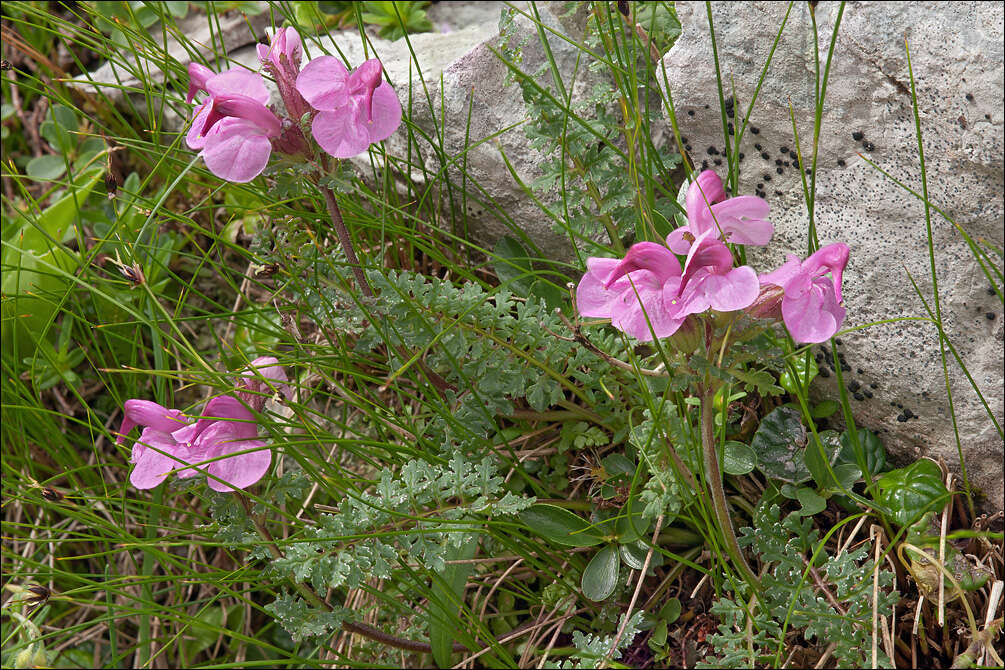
810, 399, 840, 418
794, 487, 827, 517
429, 538, 477, 667
619, 541, 647, 570
727, 366, 784, 396
582, 544, 620, 601
529, 279, 564, 312
750, 406, 811, 484
519, 504, 604, 547
803, 429, 841, 489
876, 459, 949, 527
26, 155, 67, 181
657, 597, 682, 624
838, 428, 886, 475
51, 103, 78, 131
492, 235, 534, 296
780, 354, 819, 394
723, 441, 757, 475
164, 0, 189, 17
614, 495, 647, 543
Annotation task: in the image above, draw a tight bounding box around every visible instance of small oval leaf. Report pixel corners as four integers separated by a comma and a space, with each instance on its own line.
582, 544, 620, 601
520, 504, 604, 547
723, 441, 757, 475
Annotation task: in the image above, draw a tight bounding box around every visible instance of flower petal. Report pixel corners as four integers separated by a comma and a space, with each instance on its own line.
119, 399, 187, 443
685, 170, 726, 230
129, 428, 186, 489
782, 280, 846, 343
364, 82, 402, 143
207, 438, 271, 492
310, 107, 371, 159
708, 196, 774, 246
296, 55, 350, 111
206, 68, 269, 104
186, 63, 215, 104
576, 257, 623, 318
610, 271, 685, 341
696, 265, 760, 313
201, 119, 273, 183
604, 241, 682, 287
802, 243, 850, 303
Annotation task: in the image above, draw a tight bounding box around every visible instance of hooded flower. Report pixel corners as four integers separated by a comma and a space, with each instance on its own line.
576, 231, 760, 342
295, 56, 402, 158
577, 242, 687, 341
756, 243, 850, 343
185, 66, 282, 182
667, 170, 774, 254
117, 358, 288, 491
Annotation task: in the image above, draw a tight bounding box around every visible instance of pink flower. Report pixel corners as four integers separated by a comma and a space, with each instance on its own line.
577, 242, 687, 341
576, 233, 760, 342
296, 56, 402, 158
672, 231, 760, 315
117, 358, 289, 491
237, 356, 292, 410
186, 66, 281, 183
667, 170, 774, 254
757, 243, 850, 343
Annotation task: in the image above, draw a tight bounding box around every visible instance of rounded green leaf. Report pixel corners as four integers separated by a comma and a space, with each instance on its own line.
582, 544, 620, 601
810, 399, 840, 418
795, 487, 827, 517
619, 541, 647, 570
26, 154, 67, 181
838, 428, 886, 475
657, 597, 682, 624
520, 504, 604, 547
876, 459, 949, 527
614, 495, 647, 543
723, 441, 757, 475
780, 355, 818, 394
751, 406, 811, 484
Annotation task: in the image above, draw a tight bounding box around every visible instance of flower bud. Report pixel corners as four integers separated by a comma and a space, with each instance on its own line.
744, 283, 784, 320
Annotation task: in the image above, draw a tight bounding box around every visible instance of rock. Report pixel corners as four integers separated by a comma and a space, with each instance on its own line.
76, 7, 270, 102
660, 2, 1004, 510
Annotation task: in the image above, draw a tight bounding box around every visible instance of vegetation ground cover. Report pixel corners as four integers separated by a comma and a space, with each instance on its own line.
2, 2, 1002, 668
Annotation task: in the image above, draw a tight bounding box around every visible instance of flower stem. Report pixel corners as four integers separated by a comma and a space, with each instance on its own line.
700, 389, 760, 591
320, 186, 373, 298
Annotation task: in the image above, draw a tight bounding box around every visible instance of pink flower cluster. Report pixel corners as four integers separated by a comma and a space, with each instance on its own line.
185, 27, 402, 182
117, 357, 290, 492
577, 170, 849, 344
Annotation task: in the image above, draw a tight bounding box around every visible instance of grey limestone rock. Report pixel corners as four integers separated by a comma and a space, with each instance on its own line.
660, 1, 1004, 510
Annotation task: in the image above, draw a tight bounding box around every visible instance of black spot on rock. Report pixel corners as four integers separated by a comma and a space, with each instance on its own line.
751, 126, 760, 134
986, 312, 995, 320
837, 158, 846, 167
854, 392, 865, 401
852, 131, 864, 141
848, 380, 861, 392
708, 146, 719, 155
776, 167, 783, 174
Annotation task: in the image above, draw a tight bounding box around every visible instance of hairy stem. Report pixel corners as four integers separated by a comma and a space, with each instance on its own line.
700, 389, 760, 590
320, 185, 373, 298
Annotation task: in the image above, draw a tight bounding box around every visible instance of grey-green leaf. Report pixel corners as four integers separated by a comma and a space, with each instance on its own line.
751, 406, 811, 484
520, 504, 604, 547
723, 441, 757, 475
582, 544, 620, 601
